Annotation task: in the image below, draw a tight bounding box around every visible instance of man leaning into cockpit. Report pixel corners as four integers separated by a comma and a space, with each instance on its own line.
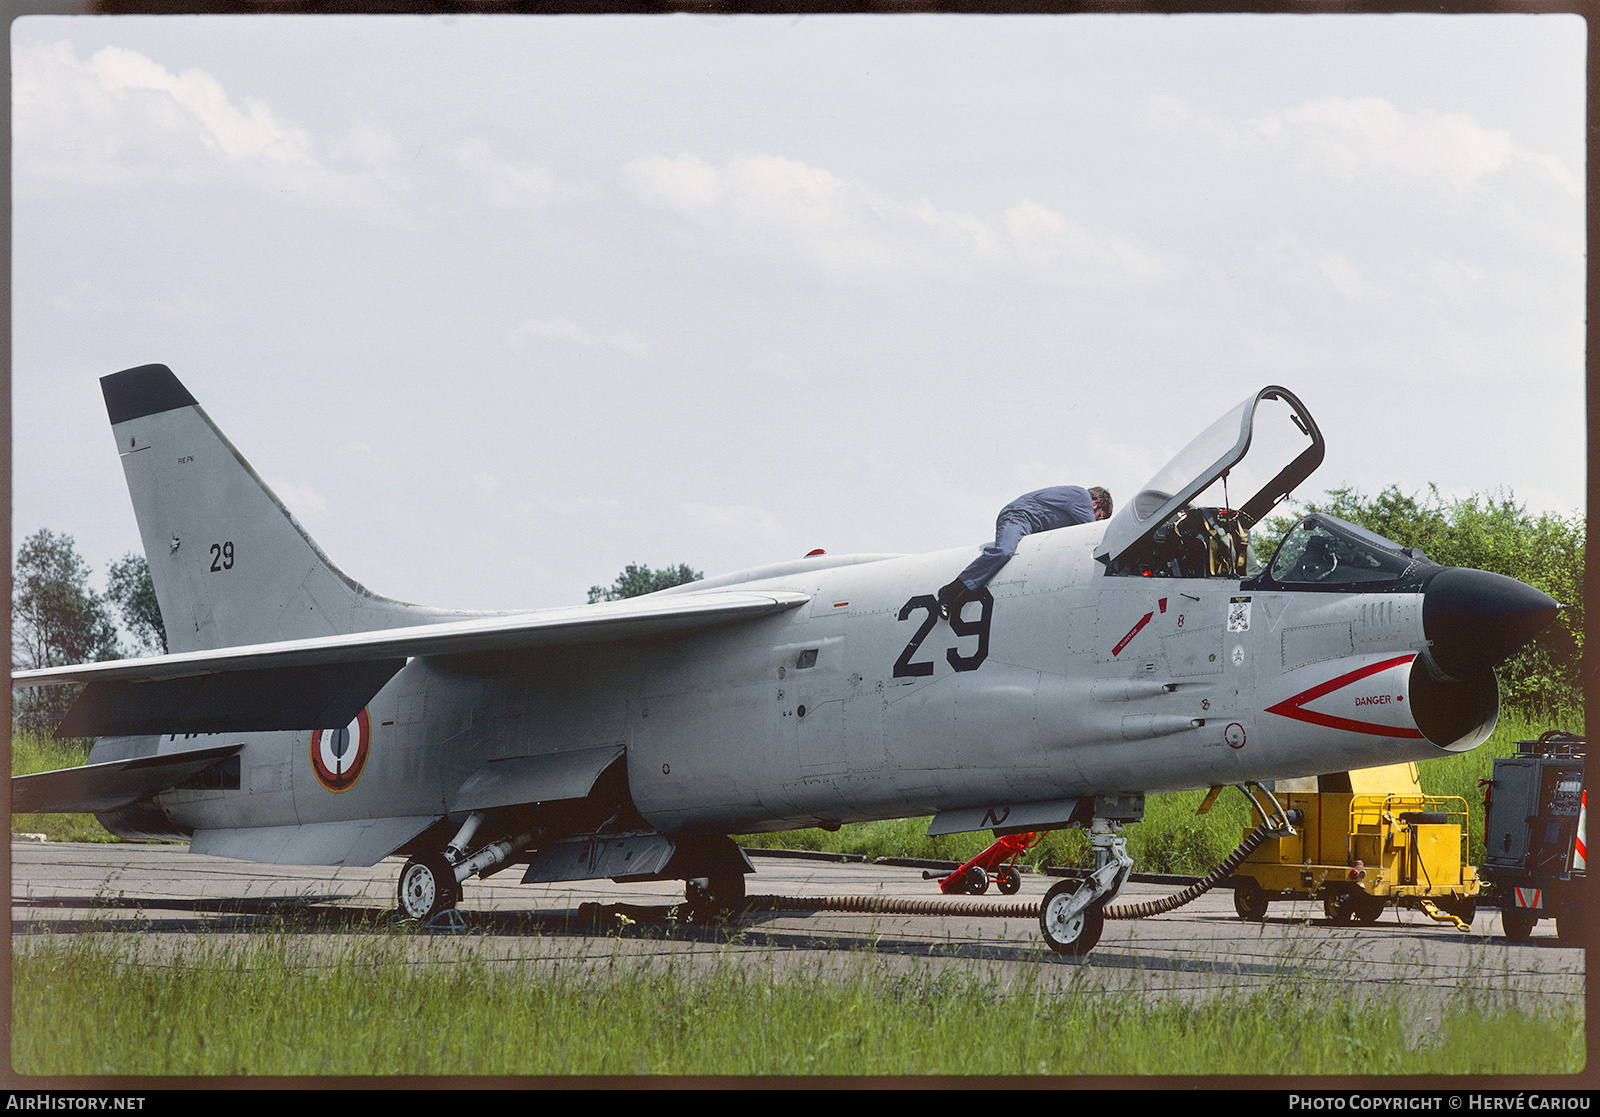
938, 485, 1113, 619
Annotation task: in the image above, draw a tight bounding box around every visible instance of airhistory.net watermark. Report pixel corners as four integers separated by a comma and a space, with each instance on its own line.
5, 1098, 146, 1111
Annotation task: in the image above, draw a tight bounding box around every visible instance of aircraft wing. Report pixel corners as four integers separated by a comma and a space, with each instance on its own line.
14, 590, 810, 737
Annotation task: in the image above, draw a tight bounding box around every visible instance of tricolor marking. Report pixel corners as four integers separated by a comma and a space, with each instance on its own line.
311, 708, 371, 792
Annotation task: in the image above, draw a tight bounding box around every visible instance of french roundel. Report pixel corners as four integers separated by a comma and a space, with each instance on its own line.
310, 708, 371, 792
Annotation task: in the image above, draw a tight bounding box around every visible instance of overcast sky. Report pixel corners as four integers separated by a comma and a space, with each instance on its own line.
11, 12, 1586, 620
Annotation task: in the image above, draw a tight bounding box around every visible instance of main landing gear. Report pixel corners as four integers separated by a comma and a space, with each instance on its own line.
396, 812, 532, 923
398, 851, 462, 922
684, 873, 747, 922
396, 815, 755, 926
1038, 816, 1133, 957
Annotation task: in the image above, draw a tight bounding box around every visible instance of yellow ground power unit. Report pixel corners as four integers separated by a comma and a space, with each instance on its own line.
1229, 762, 1479, 929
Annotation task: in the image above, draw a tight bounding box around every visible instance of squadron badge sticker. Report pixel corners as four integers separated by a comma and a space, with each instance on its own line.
311, 708, 371, 792
1228, 596, 1251, 633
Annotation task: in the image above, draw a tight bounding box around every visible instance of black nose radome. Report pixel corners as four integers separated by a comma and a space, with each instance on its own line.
1422, 567, 1560, 681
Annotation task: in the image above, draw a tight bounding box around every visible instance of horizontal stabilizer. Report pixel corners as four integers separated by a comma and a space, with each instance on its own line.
57, 660, 406, 738
12, 744, 242, 814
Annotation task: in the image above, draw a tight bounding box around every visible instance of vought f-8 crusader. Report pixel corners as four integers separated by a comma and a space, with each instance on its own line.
13, 367, 1558, 956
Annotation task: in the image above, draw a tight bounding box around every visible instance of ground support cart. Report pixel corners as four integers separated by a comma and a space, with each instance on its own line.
1479, 730, 1585, 943
1229, 762, 1479, 929
924, 831, 1039, 895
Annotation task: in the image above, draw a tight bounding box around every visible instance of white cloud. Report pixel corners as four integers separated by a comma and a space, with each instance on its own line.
336, 439, 399, 477
12, 38, 411, 215
1255, 96, 1579, 196
624, 152, 1164, 294
41, 278, 217, 321
1003, 201, 1163, 281
1315, 252, 1387, 303
453, 138, 559, 209
267, 477, 332, 523
680, 501, 789, 548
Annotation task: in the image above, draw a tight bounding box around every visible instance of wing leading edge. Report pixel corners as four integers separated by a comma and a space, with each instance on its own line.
15, 589, 810, 737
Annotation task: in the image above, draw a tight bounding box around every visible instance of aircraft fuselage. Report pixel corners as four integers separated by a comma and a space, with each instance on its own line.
129, 520, 1481, 848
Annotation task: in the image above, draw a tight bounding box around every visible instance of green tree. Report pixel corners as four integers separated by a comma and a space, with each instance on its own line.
12, 529, 122, 736
587, 562, 703, 603
1256, 486, 1583, 717
106, 552, 167, 655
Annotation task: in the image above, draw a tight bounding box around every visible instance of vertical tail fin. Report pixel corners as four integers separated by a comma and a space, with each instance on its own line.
102, 364, 459, 653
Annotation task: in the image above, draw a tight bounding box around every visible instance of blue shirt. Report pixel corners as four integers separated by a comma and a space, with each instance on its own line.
999, 486, 1096, 533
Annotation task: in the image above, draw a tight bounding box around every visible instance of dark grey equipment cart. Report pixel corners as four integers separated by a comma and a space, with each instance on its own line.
1479, 731, 1585, 943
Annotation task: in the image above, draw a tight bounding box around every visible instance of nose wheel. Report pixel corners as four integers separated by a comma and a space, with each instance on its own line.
398, 851, 461, 922
1037, 815, 1131, 957
1039, 879, 1104, 956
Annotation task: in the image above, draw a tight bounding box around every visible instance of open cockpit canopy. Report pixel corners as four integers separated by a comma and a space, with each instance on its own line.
1097, 386, 1324, 578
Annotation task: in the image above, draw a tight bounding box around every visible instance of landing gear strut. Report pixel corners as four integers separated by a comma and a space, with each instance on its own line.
397, 814, 534, 923
1038, 816, 1133, 956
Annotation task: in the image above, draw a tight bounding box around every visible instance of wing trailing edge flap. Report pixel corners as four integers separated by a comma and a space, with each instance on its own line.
189, 815, 439, 867
12, 743, 243, 814
451, 743, 625, 813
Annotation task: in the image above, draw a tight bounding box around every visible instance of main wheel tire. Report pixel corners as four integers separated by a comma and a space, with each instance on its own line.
1502, 908, 1538, 942
1039, 879, 1104, 957
997, 865, 1022, 895
1233, 878, 1269, 922
965, 866, 990, 895
685, 873, 747, 922
397, 852, 460, 922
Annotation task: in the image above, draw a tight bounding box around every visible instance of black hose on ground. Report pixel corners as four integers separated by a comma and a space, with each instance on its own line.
1101, 816, 1281, 920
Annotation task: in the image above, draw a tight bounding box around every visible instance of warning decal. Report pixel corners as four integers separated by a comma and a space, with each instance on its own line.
1264, 654, 1424, 739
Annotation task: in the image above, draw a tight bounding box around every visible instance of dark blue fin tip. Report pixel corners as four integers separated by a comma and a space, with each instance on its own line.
101, 364, 198, 425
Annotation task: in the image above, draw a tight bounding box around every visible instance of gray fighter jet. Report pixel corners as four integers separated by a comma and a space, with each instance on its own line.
13, 366, 1559, 956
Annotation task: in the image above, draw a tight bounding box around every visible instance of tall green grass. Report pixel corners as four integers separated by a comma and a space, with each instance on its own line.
12, 930, 1584, 1077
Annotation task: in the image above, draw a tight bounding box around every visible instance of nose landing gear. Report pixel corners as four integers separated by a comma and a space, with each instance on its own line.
1038, 817, 1132, 957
